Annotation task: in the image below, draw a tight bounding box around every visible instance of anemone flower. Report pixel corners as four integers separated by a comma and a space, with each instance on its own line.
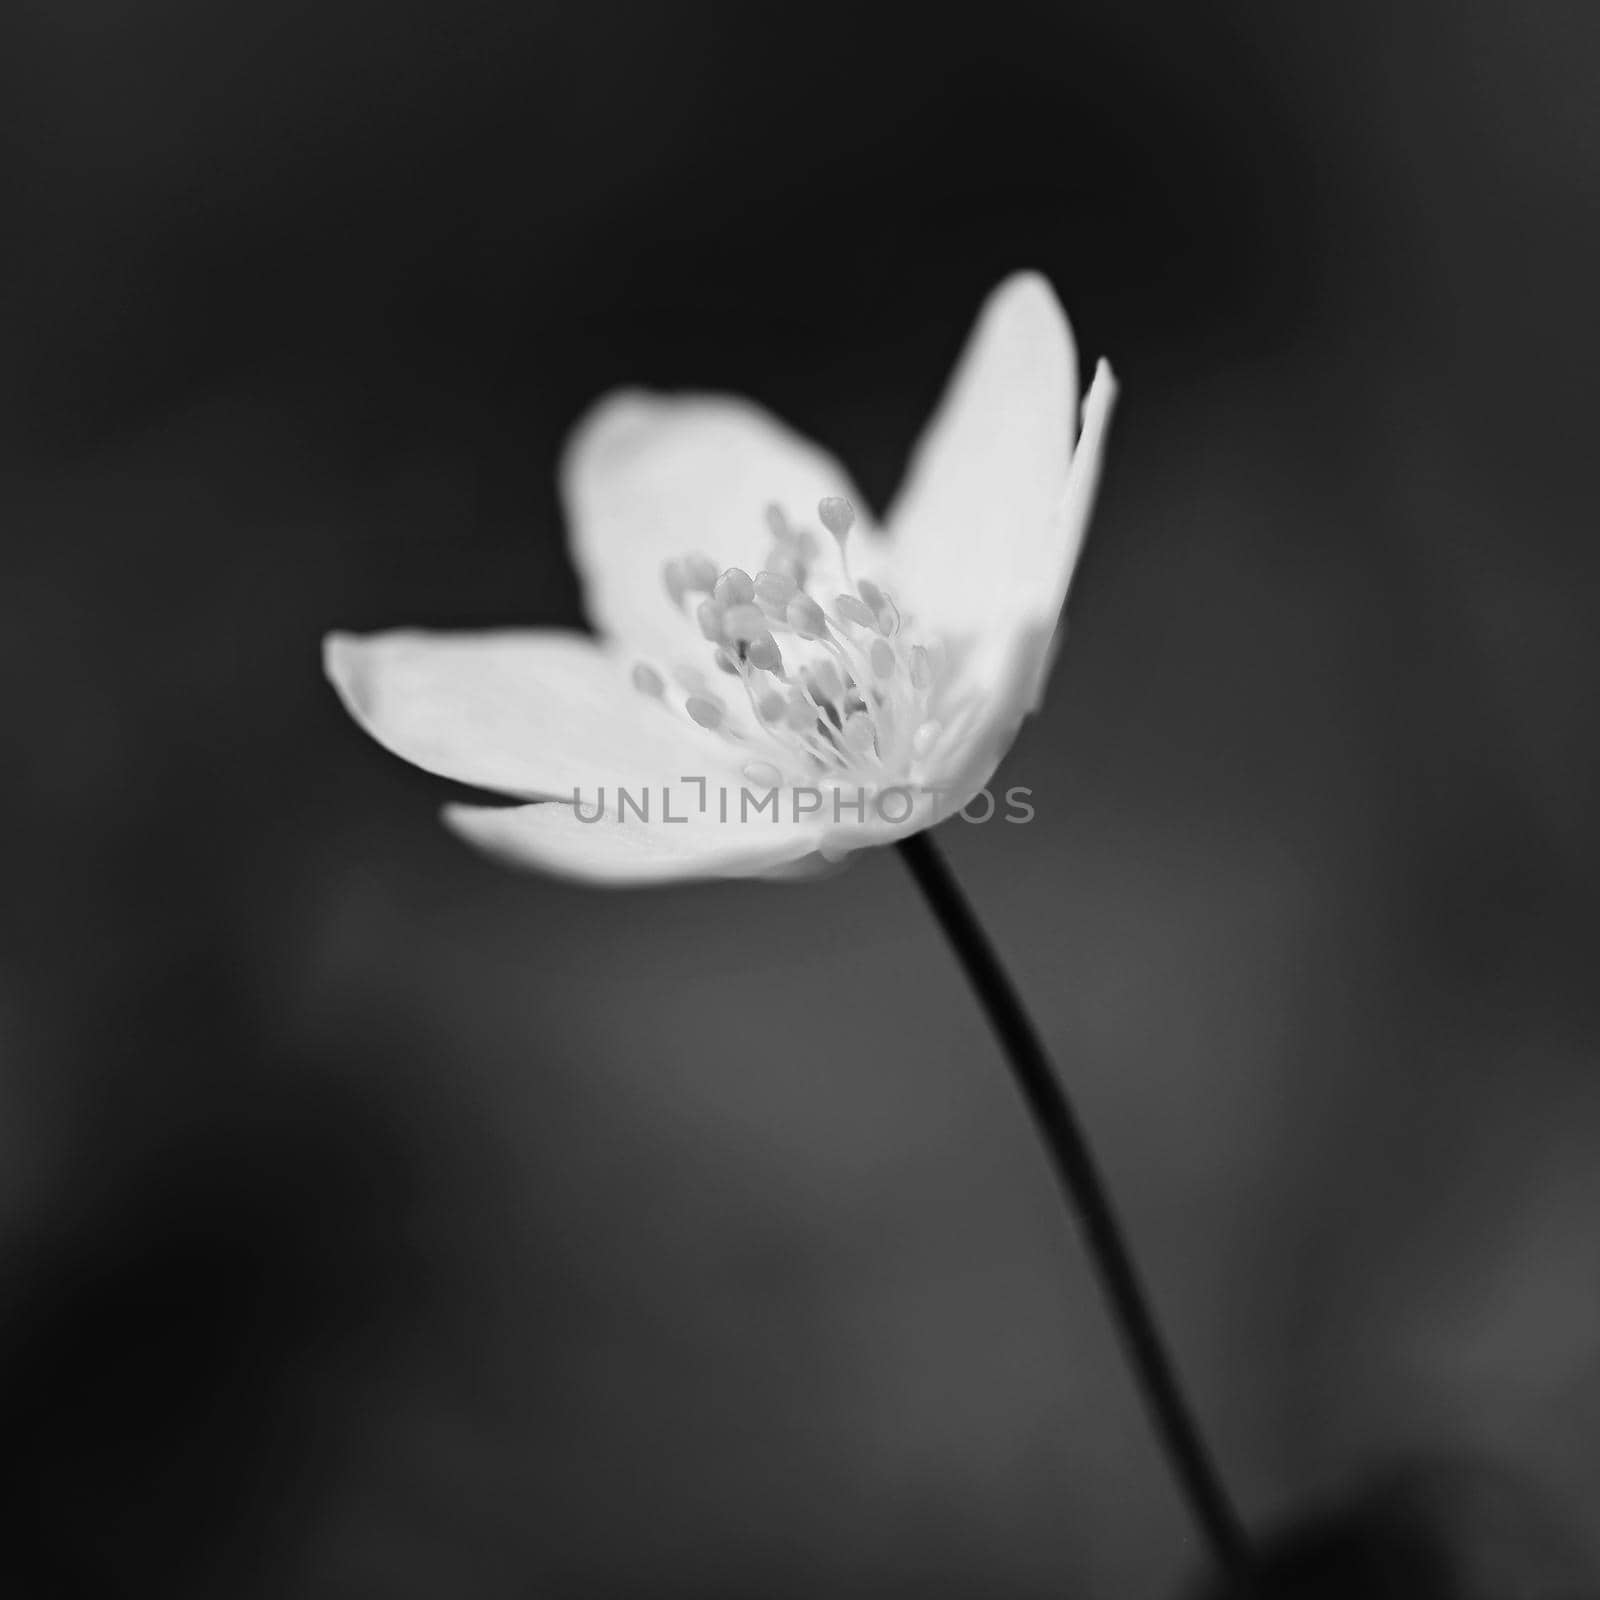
325, 271, 1114, 884
320, 276, 1263, 1584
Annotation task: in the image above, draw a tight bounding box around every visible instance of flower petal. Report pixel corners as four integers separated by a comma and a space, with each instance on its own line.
444, 798, 831, 885
561, 390, 867, 656
912, 360, 1118, 800
324, 628, 739, 799
883, 272, 1083, 670
1017, 357, 1118, 710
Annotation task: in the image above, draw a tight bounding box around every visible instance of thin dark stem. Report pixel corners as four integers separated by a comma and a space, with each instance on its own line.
898, 830, 1255, 1590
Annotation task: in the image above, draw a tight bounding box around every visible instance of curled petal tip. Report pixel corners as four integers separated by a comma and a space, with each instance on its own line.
322, 630, 361, 701
439, 800, 479, 835
1077, 360, 1119, 451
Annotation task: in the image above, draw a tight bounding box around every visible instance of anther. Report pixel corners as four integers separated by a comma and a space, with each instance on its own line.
909, 645, 932, 690
764, 546, 806, 584
869, 639, 895, 679
754, 570, 798, 611
834, 594, 877, 629
742, 760, 783, 789
764, 504, 792, 542
805, 660, 844, 702
912, 719, 942, 758
713, 647, 740, 675
756, 688, 786, 721
662, 560, 687, 610
696, 599, 723, 642
786, 594, 828, 639
856, 577, 893, 633
686, 695, 725, 730
818, 496, 856, 544
721, 603, 768, 643
632, 663, 665, 697
682, 554, 719, 592
713, 568, 756, 607
746, 632, 783, 672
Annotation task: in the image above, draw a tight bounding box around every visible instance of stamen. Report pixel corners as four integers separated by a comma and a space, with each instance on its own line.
682, 554, 719, 592
818, 496, 856, 544
805, 660, 844, 703
721, 603, 768, 643
834, 594, 877, 629
754, 570, 798, 611
713, 568, 756, 607
855, 577, 894, 634
746, 632, 782, 672
786, 594, 828, 639
764, 546, 806, 584
686, 695, 726, 730
819, 632, 867, 696
660, 500, 943, 788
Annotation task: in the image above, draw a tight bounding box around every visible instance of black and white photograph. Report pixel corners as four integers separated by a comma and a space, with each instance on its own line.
3, 2, 1598, 1595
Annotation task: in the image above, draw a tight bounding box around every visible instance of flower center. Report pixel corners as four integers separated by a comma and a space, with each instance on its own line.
634, 496, 946, 790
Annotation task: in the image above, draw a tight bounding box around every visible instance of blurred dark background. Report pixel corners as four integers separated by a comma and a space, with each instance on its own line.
3, 1, 1598, 1595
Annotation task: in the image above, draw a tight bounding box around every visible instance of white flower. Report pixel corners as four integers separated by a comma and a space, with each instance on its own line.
324, 272, 1115, 885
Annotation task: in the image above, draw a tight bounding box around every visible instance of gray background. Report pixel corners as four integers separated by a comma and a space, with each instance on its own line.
3, 1, 1597, 1594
